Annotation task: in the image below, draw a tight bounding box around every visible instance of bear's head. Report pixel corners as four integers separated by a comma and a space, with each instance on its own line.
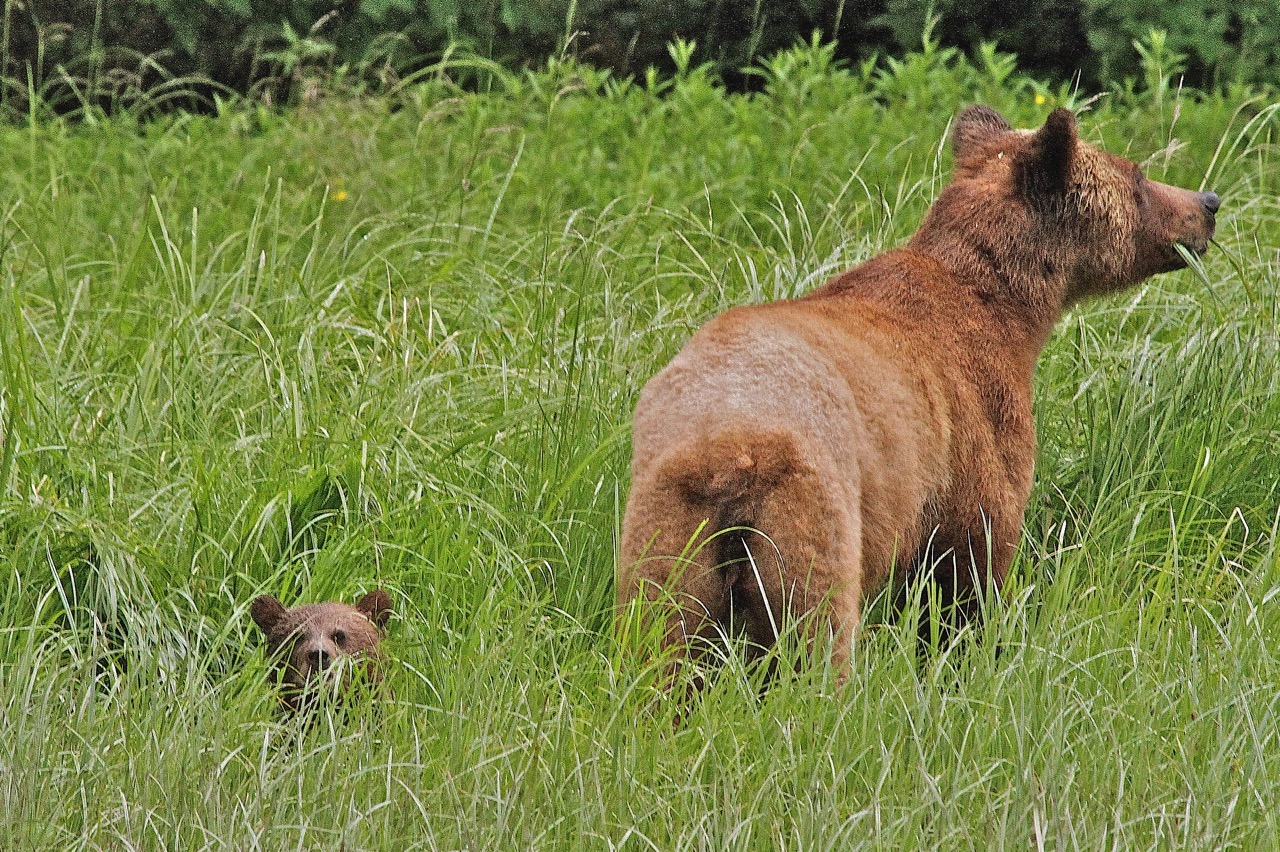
250, 589, 392, 712
926, 105, 1219, 308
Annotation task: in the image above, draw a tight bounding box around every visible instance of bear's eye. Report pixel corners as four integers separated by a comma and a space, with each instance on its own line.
333, 629, 347, 645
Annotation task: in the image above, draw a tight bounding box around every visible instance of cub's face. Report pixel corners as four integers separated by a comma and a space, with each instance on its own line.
250, 589, 392, 711
949, 106, 1219, 303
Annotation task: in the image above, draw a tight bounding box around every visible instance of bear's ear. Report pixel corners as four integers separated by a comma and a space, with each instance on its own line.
952, 105, 1011, 161
1015, 108, 1077, 203
355, 588, 393, 630
250, 595, 289, 636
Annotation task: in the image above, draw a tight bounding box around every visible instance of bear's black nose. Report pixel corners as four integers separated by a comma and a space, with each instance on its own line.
308, 648, 331, 672
1201, 191, 1221, 214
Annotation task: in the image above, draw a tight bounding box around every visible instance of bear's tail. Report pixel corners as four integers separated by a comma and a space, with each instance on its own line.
620, 424, 840, 653
653, 425, 808, 525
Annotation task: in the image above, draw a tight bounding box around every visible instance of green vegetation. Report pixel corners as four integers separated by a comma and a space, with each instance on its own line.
7, 0, 1280, 117
2, 42, 1279, 848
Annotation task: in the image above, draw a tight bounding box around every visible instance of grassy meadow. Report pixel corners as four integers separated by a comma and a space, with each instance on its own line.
2, 43, 1280, 848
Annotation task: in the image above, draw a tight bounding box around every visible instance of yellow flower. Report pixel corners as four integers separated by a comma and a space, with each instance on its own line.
1034, 93, 1046, 105
331, 189, 349, 202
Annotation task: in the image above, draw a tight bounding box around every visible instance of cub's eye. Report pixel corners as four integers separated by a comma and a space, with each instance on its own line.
333, 629, 347, 645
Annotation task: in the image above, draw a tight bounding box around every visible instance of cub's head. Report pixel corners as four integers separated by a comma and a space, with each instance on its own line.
943, 105, 1218, 304
250, 589, 392, 712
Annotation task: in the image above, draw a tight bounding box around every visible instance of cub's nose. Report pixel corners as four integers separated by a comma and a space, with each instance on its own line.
307, 648, 331, 672
1200, 191, 1221, 214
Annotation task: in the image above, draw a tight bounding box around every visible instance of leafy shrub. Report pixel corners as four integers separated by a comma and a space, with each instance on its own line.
873, 0, 1096, 86
1080, 0, 1280, 90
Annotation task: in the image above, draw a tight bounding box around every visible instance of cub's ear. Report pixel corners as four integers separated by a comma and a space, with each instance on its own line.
1015, 108, 1077, 203
952, 105, 1011, 161
355, 588, 393, 630
250, 595, 289, 636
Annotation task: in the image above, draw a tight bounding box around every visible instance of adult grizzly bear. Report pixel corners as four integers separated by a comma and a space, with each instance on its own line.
618, 106, 1219, 675
251, 589, 392, 712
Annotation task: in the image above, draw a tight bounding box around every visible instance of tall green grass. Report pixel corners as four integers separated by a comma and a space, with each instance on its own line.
1, 44, 1279, 848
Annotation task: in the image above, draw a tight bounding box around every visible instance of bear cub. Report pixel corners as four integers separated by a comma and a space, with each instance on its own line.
250, 589, 392, 712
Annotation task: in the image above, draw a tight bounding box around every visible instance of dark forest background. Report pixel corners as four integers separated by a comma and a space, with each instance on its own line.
7, 0, 1279, 111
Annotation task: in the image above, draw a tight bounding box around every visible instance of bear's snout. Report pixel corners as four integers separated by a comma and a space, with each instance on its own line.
1139, 179, 1217, 272
305, 645, 333, 674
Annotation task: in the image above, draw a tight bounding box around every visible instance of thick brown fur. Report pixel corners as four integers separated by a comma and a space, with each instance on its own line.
250, 589, 393, 712
618, 106, 1219, 676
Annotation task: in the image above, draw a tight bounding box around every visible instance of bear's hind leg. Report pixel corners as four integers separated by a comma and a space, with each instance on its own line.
727, 469, 863, 672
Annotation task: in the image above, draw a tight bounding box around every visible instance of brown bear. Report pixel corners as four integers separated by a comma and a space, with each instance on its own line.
618, 106, 1219, 678
250, 589, 392, 712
